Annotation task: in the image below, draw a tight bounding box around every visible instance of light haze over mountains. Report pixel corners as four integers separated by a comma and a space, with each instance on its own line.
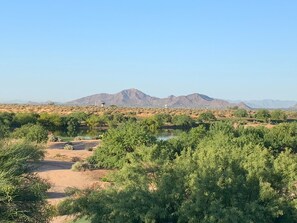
67, 89, 297, 109
2, 89, 297, 109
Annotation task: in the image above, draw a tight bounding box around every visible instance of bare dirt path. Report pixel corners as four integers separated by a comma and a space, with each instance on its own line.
36, 140, 110, 223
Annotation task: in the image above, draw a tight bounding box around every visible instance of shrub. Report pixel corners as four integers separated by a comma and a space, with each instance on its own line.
13, 112, 39, 126
255, 109, 271, 122
47, 134, 61, 142
233, 108, 248, 118
71, 156, 81, 162
271, 110, 287, 121
0, 121, 9, 139
74, 136, 83, 141
12, 124, 48, 143
198, 111, 217, 122
172, 115, 195, 128
0, 141, 53, 222
71, 161, 90, 171
64, 144, 74, 150
38, 113, 63, 131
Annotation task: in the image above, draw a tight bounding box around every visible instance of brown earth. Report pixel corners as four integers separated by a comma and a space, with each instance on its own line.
0, 103, 244, 119
244, 123, 275, 129
36, 140, 111, 223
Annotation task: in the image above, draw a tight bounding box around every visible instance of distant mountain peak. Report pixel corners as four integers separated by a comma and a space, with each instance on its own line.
243, 99, 297, 109
67, 89, 248, 109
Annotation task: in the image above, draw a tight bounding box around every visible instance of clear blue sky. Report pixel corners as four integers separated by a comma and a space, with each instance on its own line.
0, 1, 296, 102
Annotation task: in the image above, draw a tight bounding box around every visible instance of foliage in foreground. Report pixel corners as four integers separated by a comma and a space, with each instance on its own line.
88, 122, 156, 168
0, 141, 53, 222
59, 122, 297, 223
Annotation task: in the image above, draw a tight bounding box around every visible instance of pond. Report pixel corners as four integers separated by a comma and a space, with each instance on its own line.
155, 129, 184, 141
54, 128, 185, 141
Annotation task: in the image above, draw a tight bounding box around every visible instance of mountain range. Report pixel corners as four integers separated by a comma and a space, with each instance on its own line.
230, 100, 297, 109
67, 88, 249, 109
2, 89, 296, 109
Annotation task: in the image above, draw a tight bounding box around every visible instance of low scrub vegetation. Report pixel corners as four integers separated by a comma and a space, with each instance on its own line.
0, 141, 53, 222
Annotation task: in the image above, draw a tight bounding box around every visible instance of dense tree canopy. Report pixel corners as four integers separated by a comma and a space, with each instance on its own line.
88, 122, 156, 168
59, 121, 297, 223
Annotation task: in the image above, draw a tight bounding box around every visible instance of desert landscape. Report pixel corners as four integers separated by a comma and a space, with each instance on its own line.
1, 1, 297, 222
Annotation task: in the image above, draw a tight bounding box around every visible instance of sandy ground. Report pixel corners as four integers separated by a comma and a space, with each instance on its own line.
244, 123, 275, 129
36, 140, 110, 223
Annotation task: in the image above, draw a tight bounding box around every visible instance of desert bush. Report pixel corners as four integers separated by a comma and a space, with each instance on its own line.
0, 141, 53, 222
71, 161, 90, 171
12, 124, 48, 143
271, 110, 287, 121
74, 136, 83, 141
64, 143, 74, 150
64, 187, 80, 196
0, 112, 14, 127
233, 108, 248, 118
85, 147, 94, 151
172, 115, 195, 128
47, 134, 61, 142
198, 111, 217, 122
71, 156, 81, 162
255, 109, 271, 122
0, 121, 9, 139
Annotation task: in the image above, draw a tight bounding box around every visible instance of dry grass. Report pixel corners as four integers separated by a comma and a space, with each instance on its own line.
0, 104, 258, 119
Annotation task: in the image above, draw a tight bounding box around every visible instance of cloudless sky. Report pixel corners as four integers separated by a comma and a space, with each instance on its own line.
0, 1, 296, 102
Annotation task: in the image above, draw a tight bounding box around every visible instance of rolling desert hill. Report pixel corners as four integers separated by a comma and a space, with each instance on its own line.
67, 88, 249, 109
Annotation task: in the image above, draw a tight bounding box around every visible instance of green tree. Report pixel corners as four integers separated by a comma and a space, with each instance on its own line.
12, 124, 48, 143
0, 112, 15, 127
154, 113, 172, 124
59, 143, 297, 223
255, 109, 271, 122
0, 141, 53, 222
69, 112, 88, 123
141, 116, 163, 133
57, 121, 297, 223
198, 111, 217, 122
66, 117, 80, 136
271, 110, 287, 121
172, 115, 195, 128
264, 122, 297, 153
88, 122, 156, 168
233, 108, 248, 118
13, 112, 39, 127
86, 115, 106, 129
0, 121, 9, 139
38, 113, 63, 131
